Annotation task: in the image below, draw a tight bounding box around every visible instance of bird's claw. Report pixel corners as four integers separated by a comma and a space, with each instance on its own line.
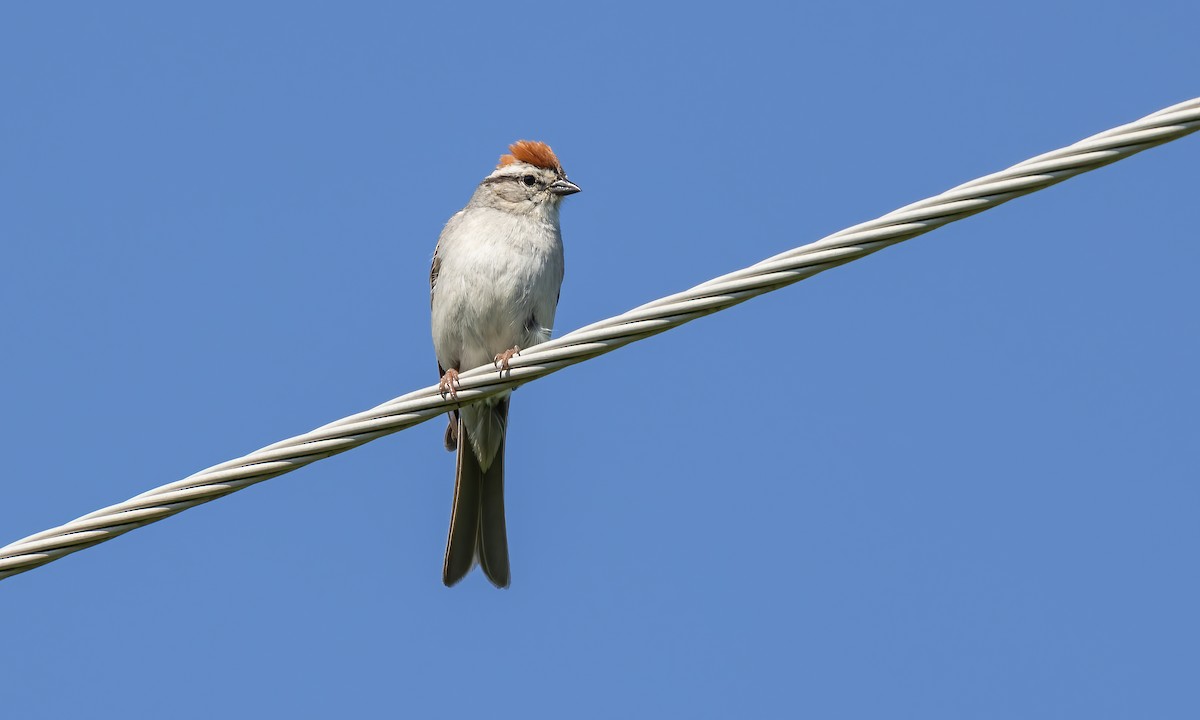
438, 368, 460, 399
493, 346, 521, 373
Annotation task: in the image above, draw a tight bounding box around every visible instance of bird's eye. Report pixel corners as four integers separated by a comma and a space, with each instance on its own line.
522, 175, 537, 186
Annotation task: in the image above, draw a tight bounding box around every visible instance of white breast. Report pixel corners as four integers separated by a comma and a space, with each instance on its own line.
431, 206, 565, 372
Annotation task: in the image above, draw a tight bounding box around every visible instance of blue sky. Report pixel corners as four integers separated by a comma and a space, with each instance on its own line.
2, 2, 1197, 718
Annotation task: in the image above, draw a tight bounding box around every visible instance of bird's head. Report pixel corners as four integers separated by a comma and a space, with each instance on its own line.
472, 140, 581, 215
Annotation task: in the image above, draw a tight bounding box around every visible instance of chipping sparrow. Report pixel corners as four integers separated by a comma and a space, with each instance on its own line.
430, 140, 581, 588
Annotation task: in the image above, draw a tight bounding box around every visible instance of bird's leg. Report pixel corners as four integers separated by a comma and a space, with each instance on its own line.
438, 368, 460, 399
493, 346, 521, 373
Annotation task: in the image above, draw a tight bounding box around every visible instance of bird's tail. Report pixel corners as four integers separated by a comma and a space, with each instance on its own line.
442, 399, 510, 588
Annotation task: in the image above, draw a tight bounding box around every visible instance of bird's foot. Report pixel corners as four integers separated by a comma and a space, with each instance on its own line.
438, 368, 460, 399
494, 346, 521, 373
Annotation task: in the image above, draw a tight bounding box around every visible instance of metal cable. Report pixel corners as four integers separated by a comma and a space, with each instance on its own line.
3, 98, 1197, 581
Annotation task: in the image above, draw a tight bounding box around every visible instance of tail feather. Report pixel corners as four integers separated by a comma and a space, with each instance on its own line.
443, 409, 458, 451
442, 417, 481, 587
477, 409, 509, 587
442, 399, 510, 588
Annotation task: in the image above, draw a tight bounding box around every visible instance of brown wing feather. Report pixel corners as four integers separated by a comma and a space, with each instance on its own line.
429, 248, 441, 309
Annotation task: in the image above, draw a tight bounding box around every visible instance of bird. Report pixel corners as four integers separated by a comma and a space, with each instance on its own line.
430, 140, 581, 588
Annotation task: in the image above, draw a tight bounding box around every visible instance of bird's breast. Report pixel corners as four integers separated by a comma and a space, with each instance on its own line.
432, 209, 565, 370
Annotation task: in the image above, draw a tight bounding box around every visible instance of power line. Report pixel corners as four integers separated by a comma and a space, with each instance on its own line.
2, 98, 1197, 582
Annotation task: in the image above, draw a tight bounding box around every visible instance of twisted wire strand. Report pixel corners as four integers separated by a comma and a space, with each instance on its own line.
3, 98, 1197, 581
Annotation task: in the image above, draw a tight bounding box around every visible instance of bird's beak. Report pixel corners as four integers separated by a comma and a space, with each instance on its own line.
548, 179, 582, 196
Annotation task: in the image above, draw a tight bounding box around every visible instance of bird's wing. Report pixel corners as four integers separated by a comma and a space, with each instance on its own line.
429, 247, 441, 309
430, 209, 470, 308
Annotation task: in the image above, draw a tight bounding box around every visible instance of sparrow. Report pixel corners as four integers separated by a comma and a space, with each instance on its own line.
430, 140, 581, 588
